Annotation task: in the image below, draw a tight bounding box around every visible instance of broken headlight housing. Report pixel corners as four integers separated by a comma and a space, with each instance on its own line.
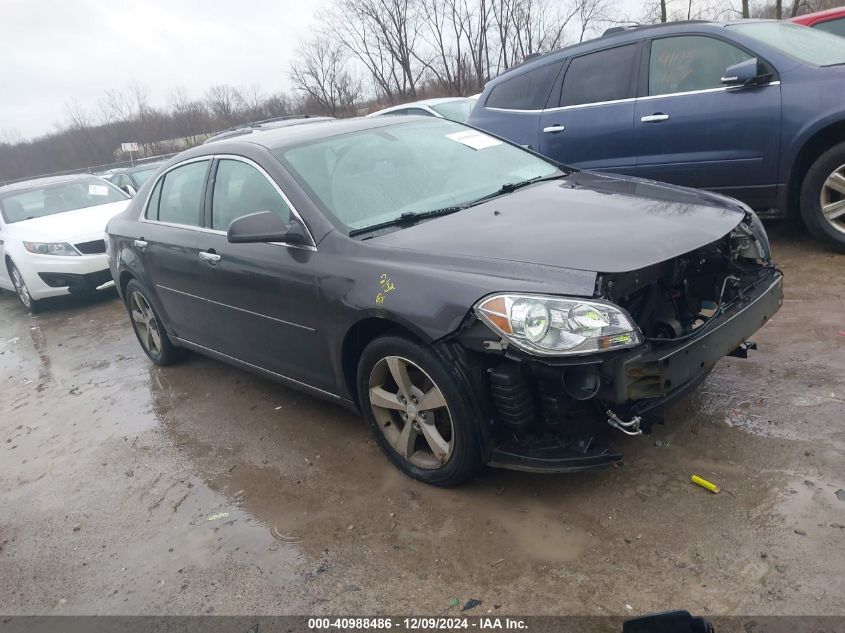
475, 294, 641, 356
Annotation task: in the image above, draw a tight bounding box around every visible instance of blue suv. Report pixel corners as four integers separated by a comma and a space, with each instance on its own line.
469, 20, 845, 250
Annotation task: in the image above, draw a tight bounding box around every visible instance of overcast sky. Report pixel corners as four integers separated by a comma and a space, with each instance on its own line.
2, 0, 652, 142
1, 0, 318, 140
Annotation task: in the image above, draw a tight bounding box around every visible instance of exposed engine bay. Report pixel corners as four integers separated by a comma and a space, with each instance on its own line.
451, 213, 783, 472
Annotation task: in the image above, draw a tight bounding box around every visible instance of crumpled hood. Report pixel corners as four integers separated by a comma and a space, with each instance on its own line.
372, 171, 746, 274
8, 200, 130, 243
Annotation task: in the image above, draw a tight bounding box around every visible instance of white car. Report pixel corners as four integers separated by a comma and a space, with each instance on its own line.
367, 97, 477, 123
0, 174, 131, 312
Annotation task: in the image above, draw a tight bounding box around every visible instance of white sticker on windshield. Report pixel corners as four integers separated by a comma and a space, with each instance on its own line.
88, 184, 109, 196
446, 130, 502, 150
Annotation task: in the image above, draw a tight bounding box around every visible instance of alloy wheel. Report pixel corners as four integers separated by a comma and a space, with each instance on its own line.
368, 355, 454, 469
10, 266, 32, 309
820, 164, 845, 235
130, 291, 162, 357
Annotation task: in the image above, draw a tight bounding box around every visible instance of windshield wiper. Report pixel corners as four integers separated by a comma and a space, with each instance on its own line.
348, 172, 568, 238
349, 206, 463, 237
461, 172, 569, 208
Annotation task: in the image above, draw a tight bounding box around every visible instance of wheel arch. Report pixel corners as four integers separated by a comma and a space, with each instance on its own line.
787, 119, 845, 215
340, 316, 425, 408
118, 269, 136, 299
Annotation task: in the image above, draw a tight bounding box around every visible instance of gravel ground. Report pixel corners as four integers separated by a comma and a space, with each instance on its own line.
1, 224, 843, 617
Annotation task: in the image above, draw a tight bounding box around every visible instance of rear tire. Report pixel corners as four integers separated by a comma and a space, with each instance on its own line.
799, 142, 845, 252
357, 335, 483, 486
124, 279, 185, 366
8, 261, 43, 314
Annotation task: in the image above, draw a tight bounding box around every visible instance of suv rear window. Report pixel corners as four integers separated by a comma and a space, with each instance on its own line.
560, 44, 639, 107
485, 62, 562, 110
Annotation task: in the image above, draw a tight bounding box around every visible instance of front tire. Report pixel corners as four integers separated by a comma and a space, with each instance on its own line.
357, 335, 483, 486
8, 262, 42, 313
125, 279, 185, 366
800, 142, 845, 252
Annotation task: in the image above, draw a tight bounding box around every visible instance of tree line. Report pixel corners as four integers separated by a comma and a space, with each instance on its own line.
1, 0, 839, 183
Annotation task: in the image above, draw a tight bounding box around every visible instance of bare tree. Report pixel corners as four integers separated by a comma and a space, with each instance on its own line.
576, 0, 610, 41
170, 87, 210, 146
291, 36, 363, 115
205, 85, 243, 123
64, 99, 91, 130
489, 0, 581, 72
325, 0, 425, 102
264, 92, 294, 118
0, 128, 23, 145
97, 89, 132, 126
240, 84, 268, 120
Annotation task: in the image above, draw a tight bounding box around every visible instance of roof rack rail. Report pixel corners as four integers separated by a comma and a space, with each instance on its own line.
601, 20, 710, 37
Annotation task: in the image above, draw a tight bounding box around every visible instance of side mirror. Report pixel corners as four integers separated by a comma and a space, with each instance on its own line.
122, 184, 137, 197
227, 211, 308, 245
720, 58, 768, 88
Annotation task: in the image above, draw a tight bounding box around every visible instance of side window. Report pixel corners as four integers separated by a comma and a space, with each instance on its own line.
815, 18, 845, 38
485, 61, 562, 110
156, 161, 209, 226
649, 36, 752, 96
211, 159, 292, 231
406, 108, 435, 116
560, 44, 638, 107
145, 178, 163, 220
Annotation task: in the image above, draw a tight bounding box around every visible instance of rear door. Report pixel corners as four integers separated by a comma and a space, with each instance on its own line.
538, 43, 641, 173
634, 34, 782, 203
195, 156, 334, 391
471, 60, 564, 151
138, 158, 210, 344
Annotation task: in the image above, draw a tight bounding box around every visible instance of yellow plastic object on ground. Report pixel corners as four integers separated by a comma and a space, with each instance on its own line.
691, 474, 720, 494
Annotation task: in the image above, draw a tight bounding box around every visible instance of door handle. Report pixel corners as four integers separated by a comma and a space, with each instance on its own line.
199, 250, 221, 265
543, 125, 566, 133
133, 239, 147, 251
641, 113, 669, 123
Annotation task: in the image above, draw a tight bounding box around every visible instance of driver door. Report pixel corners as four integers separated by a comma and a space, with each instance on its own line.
195, 156, 334, 391
634, 34, 782, 205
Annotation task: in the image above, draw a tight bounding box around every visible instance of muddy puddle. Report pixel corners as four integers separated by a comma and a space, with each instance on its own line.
1, 226, 843, 615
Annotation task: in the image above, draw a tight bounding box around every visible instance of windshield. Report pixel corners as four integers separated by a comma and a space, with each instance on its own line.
131, 167, 158, 186
0, 177, 128, 224
430, 99, 475, 123
274, 119, 558, 233
730, 21, 845, 65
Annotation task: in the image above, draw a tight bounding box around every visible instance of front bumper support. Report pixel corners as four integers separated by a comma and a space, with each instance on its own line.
611, 273, 783, 403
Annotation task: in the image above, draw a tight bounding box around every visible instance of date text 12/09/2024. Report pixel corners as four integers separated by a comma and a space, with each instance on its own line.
307, 618, 528, 630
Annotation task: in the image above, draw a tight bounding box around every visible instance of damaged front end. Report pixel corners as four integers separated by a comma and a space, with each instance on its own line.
452, 212, 783, 473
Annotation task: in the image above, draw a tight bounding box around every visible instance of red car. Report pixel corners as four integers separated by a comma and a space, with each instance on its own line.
792, 6, 845, 36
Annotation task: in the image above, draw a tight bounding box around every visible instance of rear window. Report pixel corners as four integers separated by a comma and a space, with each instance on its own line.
485, 62, 562, 110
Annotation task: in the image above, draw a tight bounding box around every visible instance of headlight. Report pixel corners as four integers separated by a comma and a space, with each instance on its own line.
475, 293, 641, 356
23, 242, 79, 256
